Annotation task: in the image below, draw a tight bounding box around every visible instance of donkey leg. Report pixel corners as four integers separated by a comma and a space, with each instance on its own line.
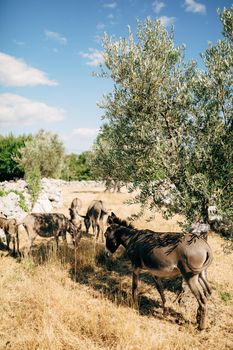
199, 270, 212, 297
12, 236, 16, 256
132, 268, 139, 305
55, 235, 60, 250
5, 232, 11, 251
16, 230, 20, 255
92, 220, 97, 238
61, 232, 67, 246
198, 276, 210, 299
99, 220, 104, 242
27, 236, 35, 256
153, 276, 167, 313
184, 274, 207, 330
95, 223, 100, 240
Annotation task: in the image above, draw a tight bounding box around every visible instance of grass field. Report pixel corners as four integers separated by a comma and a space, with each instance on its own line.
0, 183, 233, 350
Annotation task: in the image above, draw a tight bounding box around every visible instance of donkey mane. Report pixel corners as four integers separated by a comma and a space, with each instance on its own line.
122, 227, 184, 255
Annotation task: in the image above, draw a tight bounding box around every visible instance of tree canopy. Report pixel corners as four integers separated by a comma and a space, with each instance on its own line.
0, 134, 31, 181
91, 6, 233, 230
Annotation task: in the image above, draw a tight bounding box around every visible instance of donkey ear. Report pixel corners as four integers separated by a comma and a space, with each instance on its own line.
107, 215, 114, 224
111, 212, 116, 218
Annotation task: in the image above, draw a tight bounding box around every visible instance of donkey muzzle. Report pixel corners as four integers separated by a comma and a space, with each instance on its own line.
104, 247, 111, 258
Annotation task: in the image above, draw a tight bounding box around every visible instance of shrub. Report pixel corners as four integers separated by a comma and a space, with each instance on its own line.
0, 134, 31, 181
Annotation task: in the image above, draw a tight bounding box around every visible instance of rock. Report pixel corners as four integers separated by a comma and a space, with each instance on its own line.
0, 192, 27, 220
32, 198, 53, 213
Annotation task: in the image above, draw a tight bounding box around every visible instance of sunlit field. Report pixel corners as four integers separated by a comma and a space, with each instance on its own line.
0, 183, 233, 350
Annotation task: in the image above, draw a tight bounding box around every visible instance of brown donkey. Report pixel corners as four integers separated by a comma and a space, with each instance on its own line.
0, 216, 19, 255
104, 219, 213, 330
20, 213, 81, 253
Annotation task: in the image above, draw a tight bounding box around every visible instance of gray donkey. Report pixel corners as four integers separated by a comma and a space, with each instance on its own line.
80, 200, 108, 241
105, 216, 213, 330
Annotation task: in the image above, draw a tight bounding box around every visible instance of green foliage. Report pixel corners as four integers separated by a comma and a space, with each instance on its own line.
61, 152, 92, 181
16, 129, 65, 204
16, 129, 65, 179
0, 134, 31, 181
0, 188, 29, 212
220, 291, 232, 304
25, 168, 41, 205
93, 9, 233, 231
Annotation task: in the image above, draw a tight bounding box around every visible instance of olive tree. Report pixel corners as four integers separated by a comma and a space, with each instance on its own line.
94, 8, 232, 230
16, 129, 65, 203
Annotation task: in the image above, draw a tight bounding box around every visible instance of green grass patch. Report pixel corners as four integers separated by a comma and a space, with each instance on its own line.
220, 291, 232, 304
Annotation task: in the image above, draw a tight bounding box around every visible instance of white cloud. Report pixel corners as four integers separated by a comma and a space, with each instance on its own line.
96, 22, 106, 30
158, 16, 175, 27
103, 2, 117, 9
0, 52, 57, 87
72, 128, 99, 138
184, 0, 206, 14
0, 93, 65, 126
13, 39, 26, 46
44, 30, 67, 45
152, 0, 166, 14
107, 13, 114, 19
80, 49, 104, 66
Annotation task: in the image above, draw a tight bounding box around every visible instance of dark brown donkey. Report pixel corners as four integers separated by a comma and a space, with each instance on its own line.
105, 217, 213, 330
20, 213, 81, 253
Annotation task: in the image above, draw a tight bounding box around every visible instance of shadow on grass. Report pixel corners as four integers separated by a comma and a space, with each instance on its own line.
15, 234, 187, 325
17, 238, 76, 266
68, 237, 187, 325
0, 239, 22, 259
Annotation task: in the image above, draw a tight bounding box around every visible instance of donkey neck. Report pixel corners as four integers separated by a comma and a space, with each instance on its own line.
116, 226, 137, 248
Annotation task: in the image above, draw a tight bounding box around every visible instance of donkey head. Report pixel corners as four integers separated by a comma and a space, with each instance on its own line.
104, 224, 120, 254
68, 220, 81, 246
107, 212, 117, 226
107, 212, 133, 228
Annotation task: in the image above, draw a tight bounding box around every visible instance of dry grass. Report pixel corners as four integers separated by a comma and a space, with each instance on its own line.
0, 183, 233, 350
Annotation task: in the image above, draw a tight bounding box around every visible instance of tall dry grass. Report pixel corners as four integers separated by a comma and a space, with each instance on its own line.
0, 184, 233, 350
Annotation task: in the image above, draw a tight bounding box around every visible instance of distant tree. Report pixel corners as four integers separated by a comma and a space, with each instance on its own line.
17, 129, 65, 179
0, 134, 31, 181
61, 151, 92, 181
16, 129, 65, 203
95, 8, 232, 231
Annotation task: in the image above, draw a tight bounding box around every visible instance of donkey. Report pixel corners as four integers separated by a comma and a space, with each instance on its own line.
69, 198, 82, 231
80, 200, 108, 241
70, 197, 82, 215
0, 216, 19, 255
104, 220, 213, 330
20, 213, 81, 253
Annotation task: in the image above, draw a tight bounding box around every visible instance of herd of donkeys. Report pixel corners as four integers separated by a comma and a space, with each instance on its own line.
0, 197, 213, 330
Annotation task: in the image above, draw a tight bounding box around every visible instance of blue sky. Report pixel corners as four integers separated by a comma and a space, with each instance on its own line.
0, 0, 232, 153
